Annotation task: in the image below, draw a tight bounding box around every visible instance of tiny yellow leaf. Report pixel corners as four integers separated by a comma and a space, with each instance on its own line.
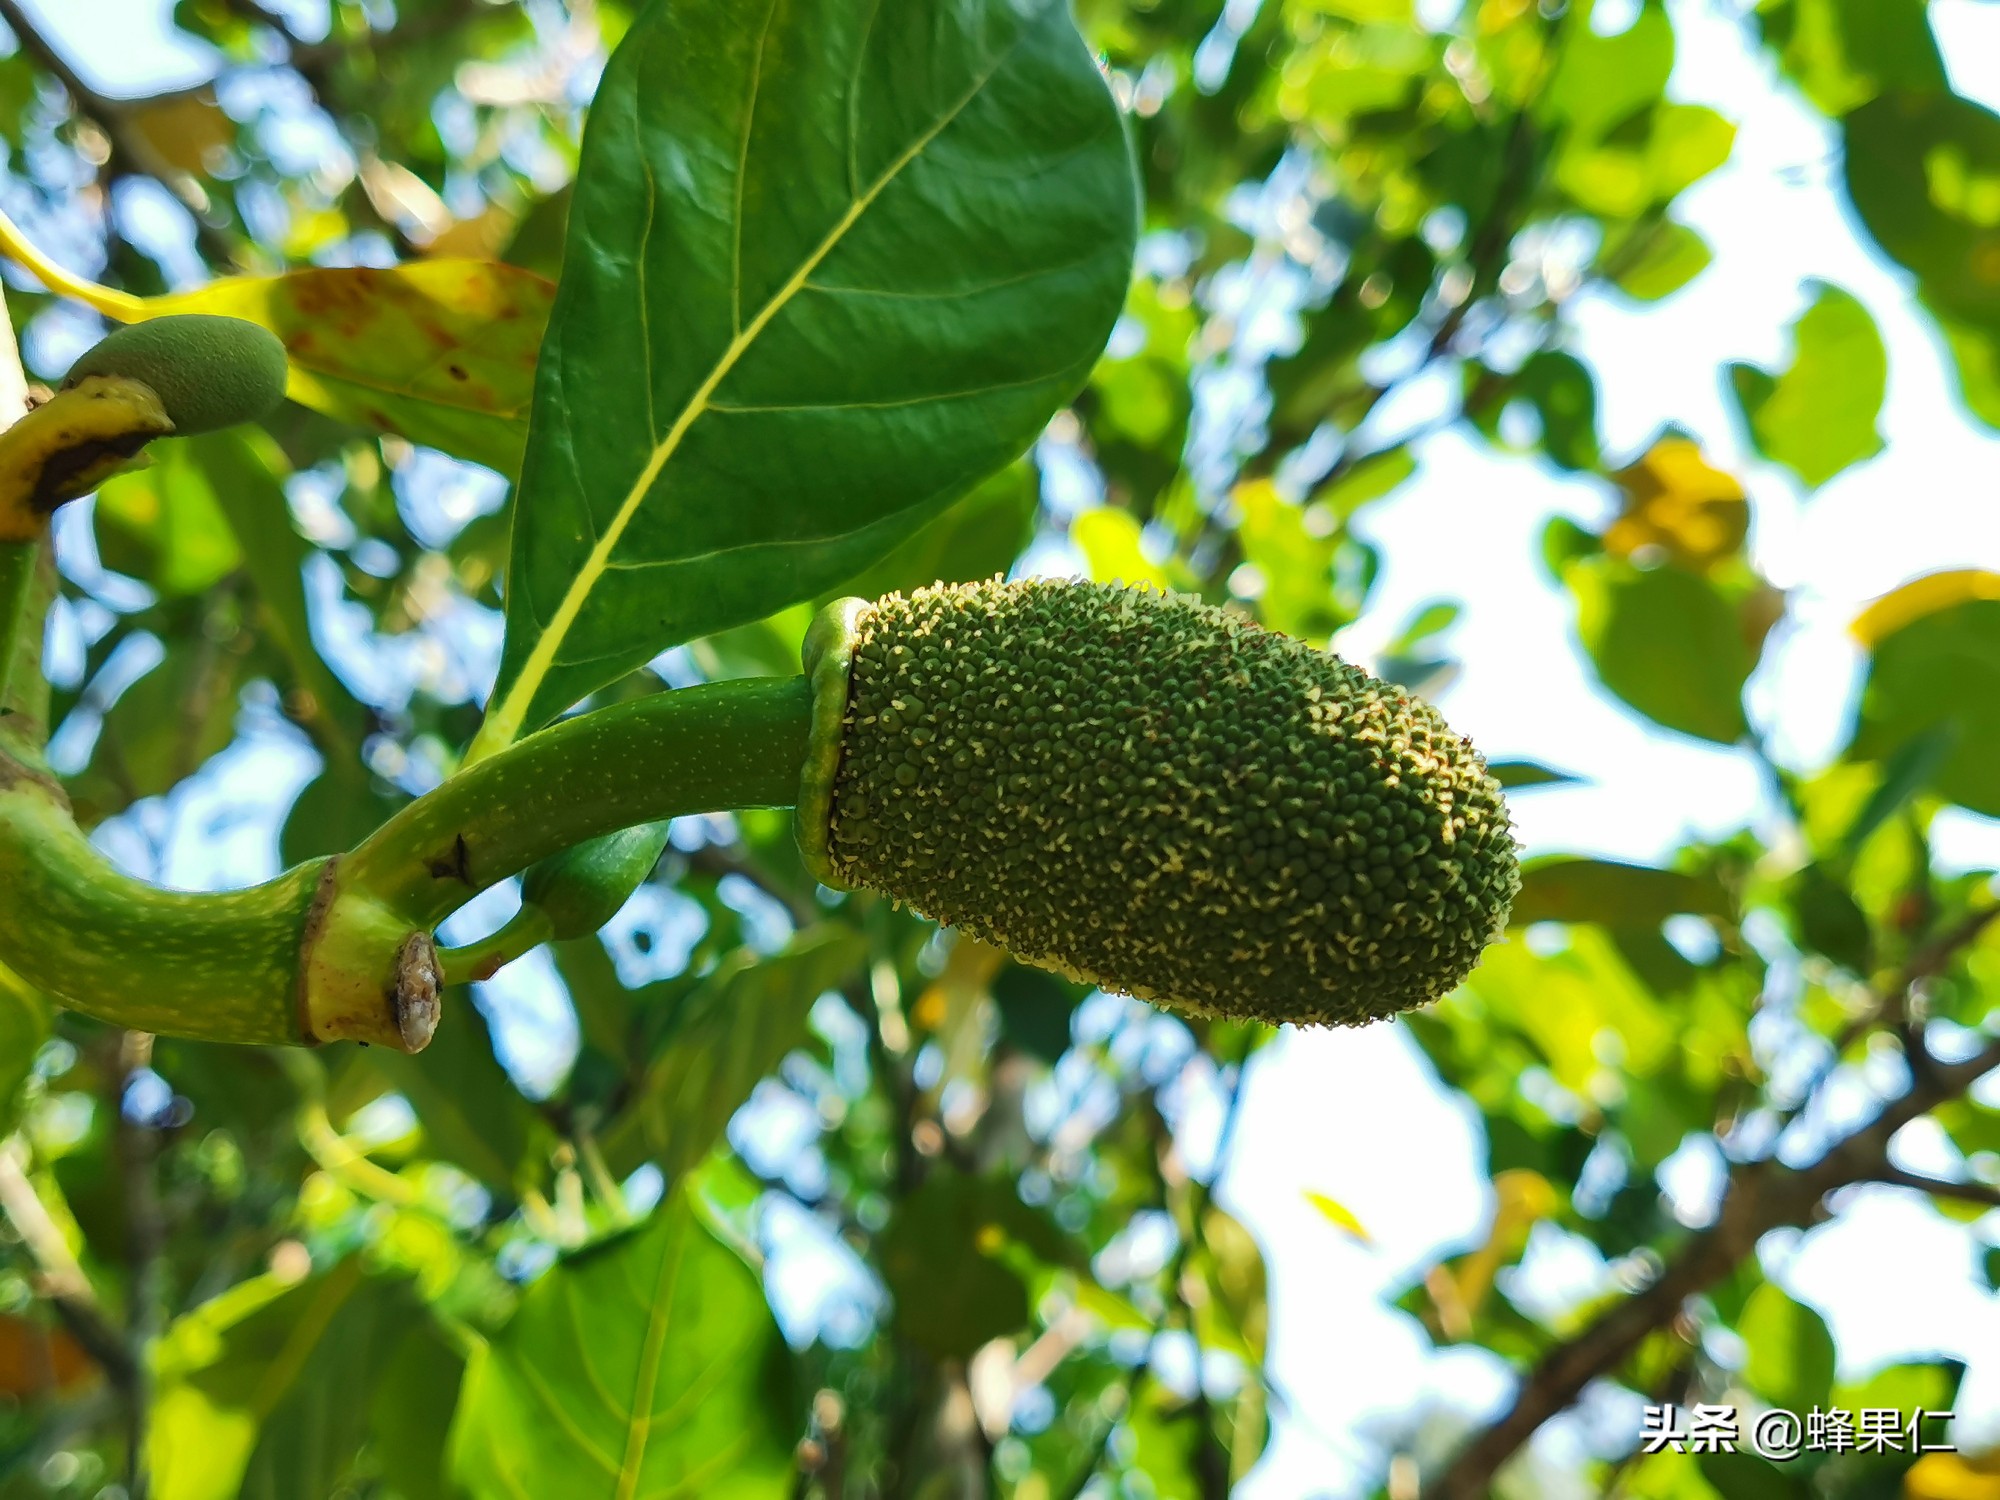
1304, 1190, 1373, 1243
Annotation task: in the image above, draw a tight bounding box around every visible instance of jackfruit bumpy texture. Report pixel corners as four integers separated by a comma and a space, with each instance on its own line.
816, 578, 1520, 1027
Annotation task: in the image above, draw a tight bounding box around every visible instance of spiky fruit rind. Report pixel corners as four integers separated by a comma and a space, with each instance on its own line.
811, 577, 1519, 1027
62, 315, 287, 435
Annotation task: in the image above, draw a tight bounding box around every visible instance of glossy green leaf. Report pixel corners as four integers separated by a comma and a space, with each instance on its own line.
450, 1184, 794, 1500
1850, 597, 2000, 816
481, 0, 1136, 751
1511, 857, 1731, 927
608, 924, 867, 1180
521, 822, 672, 941
1566, 557, 1753, 744
1738, 1283, 1836, 1414
1611, 219, 1713, 302
149, 1260, 414, 1500
1844, 90, 2000, 325
1727, 282, 1884, 490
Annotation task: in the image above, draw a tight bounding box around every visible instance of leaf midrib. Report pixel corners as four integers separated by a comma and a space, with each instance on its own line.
472, 39, 1019, 760
614, 1219, 691, 1499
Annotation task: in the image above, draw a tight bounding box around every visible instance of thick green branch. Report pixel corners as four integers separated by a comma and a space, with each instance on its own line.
0, 675, 814, 1049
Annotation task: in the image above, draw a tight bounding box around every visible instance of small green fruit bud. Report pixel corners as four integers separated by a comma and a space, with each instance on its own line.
62, 315, 288, 435
519, 822, 671, 941
797, 578, 1519, 1028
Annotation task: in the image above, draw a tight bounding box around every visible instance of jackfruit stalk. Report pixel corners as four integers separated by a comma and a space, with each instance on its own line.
797, 578, 1518, 1027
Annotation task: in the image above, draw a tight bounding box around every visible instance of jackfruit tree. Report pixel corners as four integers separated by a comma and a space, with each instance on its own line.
0, 1, 1995, 1498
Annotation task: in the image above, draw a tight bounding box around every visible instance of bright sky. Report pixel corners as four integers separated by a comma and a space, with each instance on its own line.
12, 0, 2000, 1496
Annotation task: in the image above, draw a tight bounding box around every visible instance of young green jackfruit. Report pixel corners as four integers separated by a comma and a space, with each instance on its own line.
62, 315, 288, 435
797, 578, 1519, 1028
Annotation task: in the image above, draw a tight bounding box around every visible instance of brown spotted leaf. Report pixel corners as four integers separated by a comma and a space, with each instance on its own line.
143, 262, 550, 477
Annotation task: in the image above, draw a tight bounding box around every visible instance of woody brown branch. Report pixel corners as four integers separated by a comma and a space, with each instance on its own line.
1424, 1029, 2000, 1500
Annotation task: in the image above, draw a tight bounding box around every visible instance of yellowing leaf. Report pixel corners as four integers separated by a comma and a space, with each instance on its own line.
1603, 437, 1747, 573
1453, 1168, 1560, 1318
128, 88, 234, 176
424, 204, 520, 260
1852, 569, 2000, 648
1304, 1190, 1374, 1244
0, 208, 551, 477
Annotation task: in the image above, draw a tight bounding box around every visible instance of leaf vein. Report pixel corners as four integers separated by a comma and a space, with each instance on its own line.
733, 0, 783, 339
614, 1219, 694, 1498
709, 361, 1086, 416
513, 1357, 623, 1476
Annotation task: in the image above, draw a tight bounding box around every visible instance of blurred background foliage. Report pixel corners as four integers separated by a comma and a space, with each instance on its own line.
0, 0, 1997, 1497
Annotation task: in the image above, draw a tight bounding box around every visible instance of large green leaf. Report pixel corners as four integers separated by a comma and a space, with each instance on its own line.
1738, 1283, 1836, 1415
1565, 556, 1754, 745
1755, 0, 1944, 116
478, 0, 1136, 752
450, 1184, 794, 1500
148, 1260, 416, 1500
1510, 857, 1732, 927
1844, 90, 2000, 325
1727, 281, 1884, 491
606, 924, 867, 1179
